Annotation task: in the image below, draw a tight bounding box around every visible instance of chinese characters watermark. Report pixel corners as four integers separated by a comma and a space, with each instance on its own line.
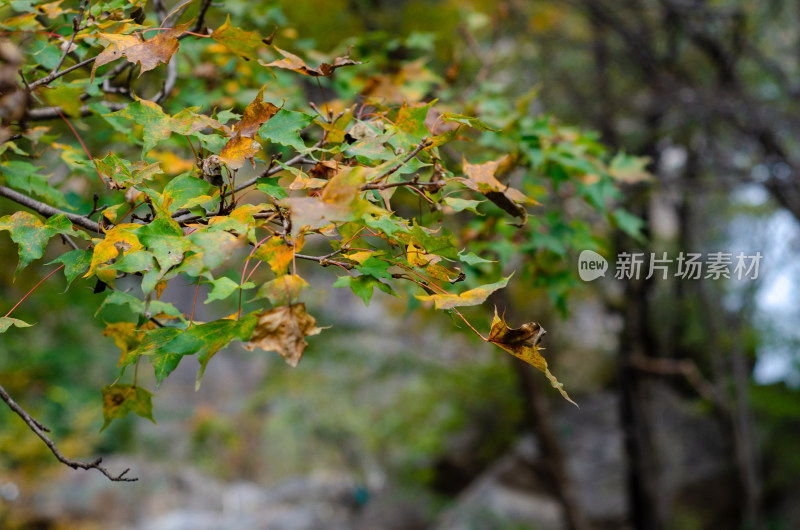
578, 251, 762, 282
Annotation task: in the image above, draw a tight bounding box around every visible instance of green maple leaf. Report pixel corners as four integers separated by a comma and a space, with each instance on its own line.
137, 217, 189, 271
333, 275, 396, 306
109, 99, 173, 154
210, 15, 267, 60
101, 384, 156, 431
133, 316, 258, 387
363, 213, 411, 237
258, 109, 313, 151
0, 212, 87, 274
0, 317, 33, 334
1, 160, 68, 207
163, 173, 214, 212
395, 100, 434, 138
439, 112, 499, 132
205, 276, 255, 304
47, 249, 92, 290
94, 152, 161, 190
96, 291, 183, 320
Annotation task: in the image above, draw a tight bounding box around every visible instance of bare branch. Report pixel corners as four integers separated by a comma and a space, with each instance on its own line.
295, 252, 353, 269
29, 0, 90, 89
0, 382, 136, 482
369, 137, 431, 185
190, 0, 215, 34
0, 185, 101, 232
26, 102, 127, 122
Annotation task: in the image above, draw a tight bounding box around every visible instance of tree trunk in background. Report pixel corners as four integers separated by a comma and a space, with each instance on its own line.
514, 360, 592, 530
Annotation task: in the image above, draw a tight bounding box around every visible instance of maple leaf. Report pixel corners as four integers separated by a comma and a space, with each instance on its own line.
461, 156, 536, 222
85, 223, 143, 278
232, 86, 280, 138
244, 304, 323, 367
210, 15, 270, 60
261, 46, 362, 77
92, 33, 141, 79
251, 236, 297, 275
94, 24, 187, 79
254, 274, 309, 305
108, 99, 222, 154
0, 212, 87, 274
282, 167, 376, 233
487, 309, 576, 405
47, 249, 91, 290
94, 152, 162, 190
416, 276, 510, 310
219, 133, 260, 170
101, 384, 156, 431
103, 322, 148, 365
0, 317, 32, 334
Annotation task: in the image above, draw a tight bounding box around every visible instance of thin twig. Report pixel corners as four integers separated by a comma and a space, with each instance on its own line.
29, 0, 90, 89
370, 137, 431, 185
294, 253, 353, 269
0, 382, 136, 482
190, 0, 214, 33
27, 101, 128, 121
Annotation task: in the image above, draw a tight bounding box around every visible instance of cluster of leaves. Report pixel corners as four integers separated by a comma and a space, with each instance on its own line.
0, 1, 645, 436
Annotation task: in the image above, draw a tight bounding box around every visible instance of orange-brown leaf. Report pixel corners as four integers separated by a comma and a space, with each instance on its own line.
124, 24, 186, 76
243, 303, 323, 367
233, 86, 280, 138
487, 309, 576, 405
219, 133, 261, 169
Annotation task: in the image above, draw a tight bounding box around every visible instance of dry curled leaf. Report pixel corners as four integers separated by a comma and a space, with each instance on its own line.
243, 303, 323, 367
462, 156, 535, 223
261, 46, 362, 77
487, 309, 576, 406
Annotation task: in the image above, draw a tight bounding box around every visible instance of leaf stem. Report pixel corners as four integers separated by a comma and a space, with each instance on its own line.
3, 264, 65, 319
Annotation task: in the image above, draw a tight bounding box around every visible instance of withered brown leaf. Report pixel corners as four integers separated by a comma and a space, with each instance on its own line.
461, 156, 536, 223
487, 309, 576, 405
243, 303, 323, 367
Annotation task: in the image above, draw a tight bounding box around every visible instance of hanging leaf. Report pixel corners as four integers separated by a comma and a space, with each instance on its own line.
254, 274, 309, 305
101, 384, 156, 431
0, 317, 32, 333
47, 249, 91, 290
86, 223, 143, 278
243, 304, 323, 367
487, 309, 575, 405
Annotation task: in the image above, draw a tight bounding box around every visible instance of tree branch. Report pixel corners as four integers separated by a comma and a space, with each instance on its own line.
29, 0, 90, 89
0, 382, 136, 482
26, 102, 127, 122
0, 186, 101, 232
190, 0, 214, 34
